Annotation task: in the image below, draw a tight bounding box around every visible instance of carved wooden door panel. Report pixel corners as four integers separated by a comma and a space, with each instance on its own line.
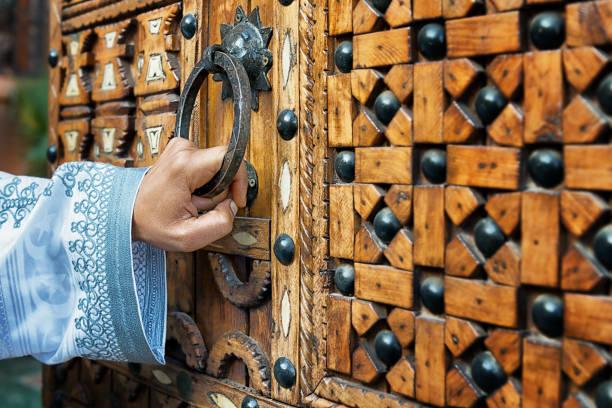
315, 0, 612, 407
44, 0, 612, 407
45, 0, 302, 407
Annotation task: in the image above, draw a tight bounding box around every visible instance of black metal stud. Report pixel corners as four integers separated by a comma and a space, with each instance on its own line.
595, 380, 612, 408
47, 144, 58, 164
474, 217, 506, 258
334, 263, 355, 296
597, 74, 612, 116
241, 396, 260, 408
420, 277, 444, 315
48, 49, 59, 68
421, 149, 446, 184
530, 12, 565, 50
471, 351, 507, 394
245, 160, 258, 206
180, 13, 197, 39
475, 85, 507, 125
374, 90, 401, 125
177, 371, 193, 400
276, 109, 298, 141
273, 357, 296, 388
279, 0, 294, 6
417, 23, 446, 60
335, 150, 355, 183
274, 234, 295, 265
371, 0, 391, 13
532, 294, 563, 338
527, 149, 564, 188
128, 362, 141, 376
594, 225, 612, 270
334, 41, 353, 74
373, 207, 402, 244
374, 329, 402, 366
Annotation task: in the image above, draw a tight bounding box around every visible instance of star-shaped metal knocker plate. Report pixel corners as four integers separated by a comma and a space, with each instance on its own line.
213, 6, 273, 111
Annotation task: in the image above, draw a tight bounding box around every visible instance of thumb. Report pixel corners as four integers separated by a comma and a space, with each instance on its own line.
178, 199, 238, 251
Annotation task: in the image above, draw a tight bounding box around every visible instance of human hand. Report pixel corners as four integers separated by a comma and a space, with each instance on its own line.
132, 138, 247, 252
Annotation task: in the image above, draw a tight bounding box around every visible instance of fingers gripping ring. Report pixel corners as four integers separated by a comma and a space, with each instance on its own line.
174, 46, 252, 197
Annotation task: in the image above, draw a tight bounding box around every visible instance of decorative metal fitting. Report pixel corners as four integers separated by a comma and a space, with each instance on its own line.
48, 49, 59, 68
181, 13, 198, 39
214, 6, 273, 111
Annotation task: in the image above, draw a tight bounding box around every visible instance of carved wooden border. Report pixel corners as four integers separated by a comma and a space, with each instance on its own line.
298, 0, 332, 399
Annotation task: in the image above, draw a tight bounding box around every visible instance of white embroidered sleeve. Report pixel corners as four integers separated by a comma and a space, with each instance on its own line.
0, 162, 166, 364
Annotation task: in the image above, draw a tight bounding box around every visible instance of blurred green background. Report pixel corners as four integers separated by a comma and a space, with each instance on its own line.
1, 0, 49, 407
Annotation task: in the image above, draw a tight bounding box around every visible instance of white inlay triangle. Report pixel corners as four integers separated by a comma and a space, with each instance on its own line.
146, 54, 165, 82
232, 232, 258, 246
148, 18, 162, 34
146, 126, 163, 155
280, 161, 291, 211
208, 393, 237, 408
65, 74, 80, 97
137, 55, 144, 77
101, 62, 117, 91
136, 139, 144, 159
69, 40, 78, 56
101, 128, 115, 153
282, 31, 292, 87
281, 289, 291, 337
104, 31, 116, 48
65, 130, 79, 152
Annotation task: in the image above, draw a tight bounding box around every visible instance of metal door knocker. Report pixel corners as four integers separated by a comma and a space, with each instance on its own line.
174, 7, 272, 198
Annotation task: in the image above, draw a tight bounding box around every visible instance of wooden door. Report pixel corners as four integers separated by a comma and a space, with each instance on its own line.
45, 0, 612, 407
46, 0, 302, 406
315, 0, 612, 407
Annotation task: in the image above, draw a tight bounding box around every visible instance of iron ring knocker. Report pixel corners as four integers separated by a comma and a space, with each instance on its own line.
174, 45, 252, 198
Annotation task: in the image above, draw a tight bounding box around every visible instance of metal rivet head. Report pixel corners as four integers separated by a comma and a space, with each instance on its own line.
374, 90, 400, 125
373, 207, 402, 244
177, 371, 193, 400
474, 217, 505, 258
374, 330, 402, 366
334, 41, 353, 74
334, 263, 355, 296
595, 380, 612, 408
417, 23, 446, 60
279, 0, 294, 5
276, 109, 298, 140
55, 364, 67, 384
241, 396, 259, 408
371, 0, 391, 12
475, 85, 507, 125
530, 12, 565, 50
181, 14, 197, 39
471, 351, 507, 394
274, 234, 295, 265
597, 74, 612, 116
421, 149, 447, 184
245, 160, 258, 206
594, 225, 612, 270
48, 49, 59, 68
532, 294, 564, 338
420, 277, 444, 315
273, 357, 296, 388
47, 144, 58, 164
527, 149, 563, 188
335, 150, 355, 183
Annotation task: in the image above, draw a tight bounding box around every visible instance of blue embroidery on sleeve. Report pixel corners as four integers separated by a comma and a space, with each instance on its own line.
0, 177, 53, 229
57, 163, 125, 361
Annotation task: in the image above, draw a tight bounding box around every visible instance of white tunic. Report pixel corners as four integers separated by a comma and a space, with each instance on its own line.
0, 162, 166, 365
